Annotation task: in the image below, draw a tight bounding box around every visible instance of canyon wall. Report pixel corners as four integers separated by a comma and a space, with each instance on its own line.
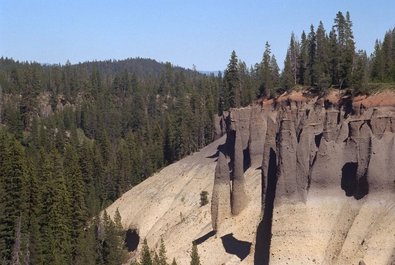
211, 91, 395, 264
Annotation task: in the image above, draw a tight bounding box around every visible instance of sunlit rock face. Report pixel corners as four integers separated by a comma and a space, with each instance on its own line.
212, 91, 395, 265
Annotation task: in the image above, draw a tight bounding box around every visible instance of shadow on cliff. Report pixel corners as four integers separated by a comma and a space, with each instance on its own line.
192, 230, 216, 245
254, 148, 278, 265
221, 233, 252, 261
125, 229, 140, 252
341, 162, 369, 200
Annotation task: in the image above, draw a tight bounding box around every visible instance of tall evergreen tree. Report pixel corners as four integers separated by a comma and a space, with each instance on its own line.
64, 144, 88, 259
40, 149, 72, 265
101, 209, 127, 265
333, 11, 355, 87
222, 51, 241, 110
307, 25, 317, 86
190, 244, 201, 265
258, 42, 278, 97
352, 50, 369, 92
158, 238, 168, 265
281, 33, 299, 90
298, 31, 308, 85
0, 135, 27, 263
315, 21, 331, 90
140, 239, 152, 265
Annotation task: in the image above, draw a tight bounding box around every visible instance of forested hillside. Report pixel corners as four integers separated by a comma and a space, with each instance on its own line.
0, 10, 394, 265
0, 57, 222, 264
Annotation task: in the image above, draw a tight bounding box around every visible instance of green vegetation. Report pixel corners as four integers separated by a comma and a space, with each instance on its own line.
218, 11, 395, 104
0, 10, 394, 265
0, 58, 217, 264
131, 238, 174, 265
200, 191, 209, 206
190, 244, 201, 265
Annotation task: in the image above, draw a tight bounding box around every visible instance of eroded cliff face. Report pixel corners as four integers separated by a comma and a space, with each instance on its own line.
107, 91, 395, 265
212, 91, 395, 264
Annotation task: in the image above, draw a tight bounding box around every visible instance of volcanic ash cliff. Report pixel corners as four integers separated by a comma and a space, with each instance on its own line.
212, 91, 395, 264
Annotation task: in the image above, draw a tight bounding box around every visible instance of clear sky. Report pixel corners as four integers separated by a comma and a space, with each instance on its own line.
1, 0, 394, 71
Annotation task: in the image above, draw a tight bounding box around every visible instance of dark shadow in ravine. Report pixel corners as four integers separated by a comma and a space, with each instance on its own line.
341, 162, 358, 197
192, 230, 216, 245
254, 148, 278, 265
243, 146, 251, 172
221, 233, 251, 261
125, 229, 140, 252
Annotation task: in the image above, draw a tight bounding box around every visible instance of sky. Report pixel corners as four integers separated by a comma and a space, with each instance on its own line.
1, 0, 394, 71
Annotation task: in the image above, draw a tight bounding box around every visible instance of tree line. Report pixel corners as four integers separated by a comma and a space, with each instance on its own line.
0, 57, 219, 264
220, 11, 395, 111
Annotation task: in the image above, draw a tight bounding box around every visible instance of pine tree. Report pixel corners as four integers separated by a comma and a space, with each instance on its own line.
351, 50, 369, 92
40, 149, 72, 265
78, 141, 98, 215
333, 11, 355, 88
73, 229, 96, 265
281, 33, 299, 90
153, 252, 160, 265
258, 42, 277, 97
315, 21, 331, 90
282, 50, 295, 90
238, 60, 254, 106
140, 239, 152, 265
190, 244, 201, 265
158, 238, 168, 265
101, 209, 127, 265
329, 28, 340, 86
0, 135, 28, 263
25, 158, 44, 265
64, 144, 88, 259
171, 258, 177, 265
307, 24, 317, 86
270, 55, 280, 89
223, 51, 241, 109
20, 66, 41, 129
298, 31, 308, 85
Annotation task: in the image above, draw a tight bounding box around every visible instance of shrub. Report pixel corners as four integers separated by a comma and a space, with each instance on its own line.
200, 191, 209, 206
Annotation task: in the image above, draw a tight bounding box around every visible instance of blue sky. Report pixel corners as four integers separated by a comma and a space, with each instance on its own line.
1, 0, 394, 71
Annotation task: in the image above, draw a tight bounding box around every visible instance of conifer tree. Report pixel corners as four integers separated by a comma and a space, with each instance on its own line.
190, 244, 201, 265
140, 239, 152, 265
315, 21, 330, 90
223, 50, 241, 109
153, 252, 160, 265
40, 149, 72, 265
352, 50, 369, 92
0, 135, 28, 263
158, 238, 168, 265
282, 51, 295, 90
281, 33, 299, 90
64, 144, 87, 259
333, 11, 355, 87
101, 209, 127, 265
258, 42, 278, 97
298, 31, 308, 85
73, 225, 97, 265
307, 24, 317, 86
